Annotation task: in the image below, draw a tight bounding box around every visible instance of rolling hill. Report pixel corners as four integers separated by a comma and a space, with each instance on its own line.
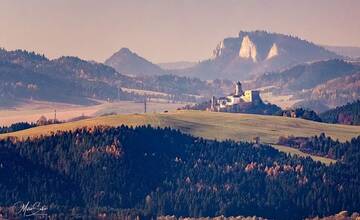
250, 59, 360, 111
294, 72, 360, 111
3, 111, 359, 144
0, 64, 80, 106
310, 73, 360, 106
0, 49, 135, 105
252, 59, 358, 92
3, 110, 360, 164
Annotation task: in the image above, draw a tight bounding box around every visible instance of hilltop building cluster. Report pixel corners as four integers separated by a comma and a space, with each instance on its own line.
210, 81, 262, 112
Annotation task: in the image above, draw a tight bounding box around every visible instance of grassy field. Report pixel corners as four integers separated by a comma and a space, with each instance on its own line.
0, 100, 183, 126
270, 144, 336, 165
2, 110, 359, 164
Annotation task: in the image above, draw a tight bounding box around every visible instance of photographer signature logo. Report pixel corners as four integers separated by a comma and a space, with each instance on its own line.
13, 201, 48, 217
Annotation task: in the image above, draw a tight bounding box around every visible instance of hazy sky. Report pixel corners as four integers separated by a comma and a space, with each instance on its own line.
0, 0, 359, 63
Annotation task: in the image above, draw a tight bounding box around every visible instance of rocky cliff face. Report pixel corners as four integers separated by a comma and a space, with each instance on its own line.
183, 31, 341, 80
266, 43, 279, 60
239, 36, 258, 62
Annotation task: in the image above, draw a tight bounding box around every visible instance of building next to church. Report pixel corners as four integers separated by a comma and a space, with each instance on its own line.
210, 81, 262, 112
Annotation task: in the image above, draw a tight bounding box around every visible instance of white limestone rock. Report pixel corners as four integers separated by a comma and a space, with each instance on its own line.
266, 43, 279, 60
239, 36, 258, 62
212, 41, 225, 58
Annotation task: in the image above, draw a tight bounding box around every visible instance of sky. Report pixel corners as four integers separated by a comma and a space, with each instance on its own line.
0, 0, 359, 63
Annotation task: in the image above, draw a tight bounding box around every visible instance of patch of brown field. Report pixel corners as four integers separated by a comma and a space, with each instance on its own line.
0, 100, 183, 126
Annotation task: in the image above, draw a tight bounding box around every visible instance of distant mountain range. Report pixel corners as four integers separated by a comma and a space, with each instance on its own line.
2, 30, 359, 109
105, 31, 341, 81
324, 45, 360, 58
173, 31, 341, 80
0, 48, 230, 107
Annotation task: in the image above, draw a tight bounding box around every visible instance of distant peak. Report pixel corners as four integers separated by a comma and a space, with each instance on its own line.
113, 48, 141, 58
105, 47, 165, 77
118, 47, 132, 54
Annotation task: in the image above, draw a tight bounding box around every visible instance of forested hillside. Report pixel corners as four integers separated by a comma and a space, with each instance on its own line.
252, 59, 358, 92
134, 75, 232, 98
320, 100, 360, 125
309, 74, 360, 108
1, 126, 359, 219
0, 49, 134, 105
294, 73, 360, 112
0, 122, 36, 134
250, 59, 360, 111
279, 132, 360, 160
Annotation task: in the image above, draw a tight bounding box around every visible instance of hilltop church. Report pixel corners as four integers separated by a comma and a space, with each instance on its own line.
210, 81, 261, 112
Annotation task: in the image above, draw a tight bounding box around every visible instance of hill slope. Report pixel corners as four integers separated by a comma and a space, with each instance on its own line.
320, 100, 360, 125
2, 111, 359, 164
252, 59, 358, 92
294, 72, 360, 111
0, 49, 135, 105
250, 59, 360, 111
310, 73, 360, 106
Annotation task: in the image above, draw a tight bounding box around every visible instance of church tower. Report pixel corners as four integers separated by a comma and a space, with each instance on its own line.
235, 81, 243, 96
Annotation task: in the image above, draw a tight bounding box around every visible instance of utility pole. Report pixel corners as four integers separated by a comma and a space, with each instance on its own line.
144, 97, 147, 113
118, 87, 121, 101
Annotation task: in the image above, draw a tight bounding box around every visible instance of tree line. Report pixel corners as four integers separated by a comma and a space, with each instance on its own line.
0, 126, 359, 219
